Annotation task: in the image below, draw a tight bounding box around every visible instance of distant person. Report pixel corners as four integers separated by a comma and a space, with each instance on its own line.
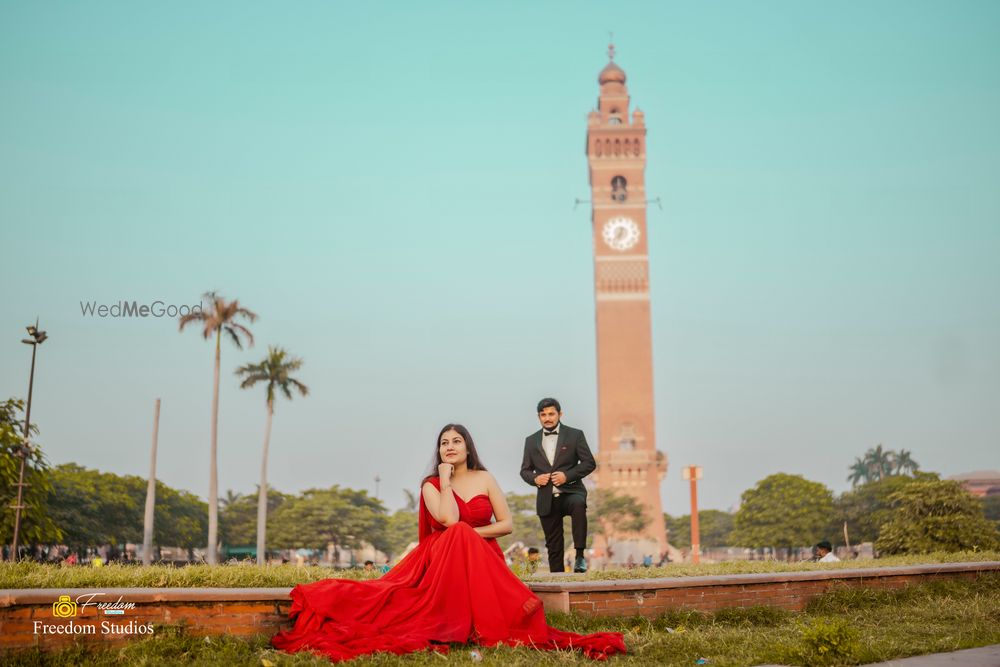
520, 398, 596, 573
271, 423, 625, 661
526, 547, 541, 573
814, 540, 840, 562
592, 546, 608, 571
363, 560, 375, 572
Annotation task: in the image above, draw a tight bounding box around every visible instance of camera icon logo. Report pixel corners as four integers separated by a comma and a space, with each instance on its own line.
52, 595, 78, 618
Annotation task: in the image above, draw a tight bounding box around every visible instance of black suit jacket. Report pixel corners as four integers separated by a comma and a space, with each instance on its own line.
519, 424, 596, 517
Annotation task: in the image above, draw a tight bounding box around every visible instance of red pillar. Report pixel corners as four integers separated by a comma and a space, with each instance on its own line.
684, 465, 703, 564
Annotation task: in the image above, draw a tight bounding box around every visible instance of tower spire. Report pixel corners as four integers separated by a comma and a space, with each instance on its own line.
608, 33, 615, 61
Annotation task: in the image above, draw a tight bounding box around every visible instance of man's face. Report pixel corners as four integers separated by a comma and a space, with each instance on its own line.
538, 406, 562, 430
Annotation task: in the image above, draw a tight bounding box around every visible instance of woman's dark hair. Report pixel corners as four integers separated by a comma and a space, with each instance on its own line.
429, 423, 487, 475
536, 397, 561, 413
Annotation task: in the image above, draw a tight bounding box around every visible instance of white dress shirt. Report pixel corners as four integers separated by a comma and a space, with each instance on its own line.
542, 427, 560, 496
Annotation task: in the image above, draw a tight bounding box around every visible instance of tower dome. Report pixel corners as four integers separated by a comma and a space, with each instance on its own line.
598, 61, 626, 85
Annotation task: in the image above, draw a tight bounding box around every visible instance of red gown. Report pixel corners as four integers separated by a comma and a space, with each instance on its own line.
271, 477, 626, 661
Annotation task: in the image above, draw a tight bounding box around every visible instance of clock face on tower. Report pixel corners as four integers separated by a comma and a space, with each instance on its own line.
601, 216, 640, 251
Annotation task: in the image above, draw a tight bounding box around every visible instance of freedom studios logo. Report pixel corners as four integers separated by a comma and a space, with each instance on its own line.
33, 593, 153, 637
80, 300, 203, 319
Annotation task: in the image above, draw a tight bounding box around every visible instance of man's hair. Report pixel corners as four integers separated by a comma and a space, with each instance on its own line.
816, 540, 833, 551
536, 397, 561, 413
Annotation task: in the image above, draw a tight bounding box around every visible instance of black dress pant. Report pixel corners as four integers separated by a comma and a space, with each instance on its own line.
539, 493, 587, 573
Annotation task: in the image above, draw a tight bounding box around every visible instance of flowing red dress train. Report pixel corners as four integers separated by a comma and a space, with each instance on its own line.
271, 477, 626, 662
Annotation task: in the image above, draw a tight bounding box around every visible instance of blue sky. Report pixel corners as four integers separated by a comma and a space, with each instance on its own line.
2, 1, 998, 514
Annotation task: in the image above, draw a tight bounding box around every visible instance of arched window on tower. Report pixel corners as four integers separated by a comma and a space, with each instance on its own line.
611, 175, 628, 202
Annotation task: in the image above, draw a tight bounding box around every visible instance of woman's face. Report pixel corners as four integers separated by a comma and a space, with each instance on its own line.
439, 429, 468, 466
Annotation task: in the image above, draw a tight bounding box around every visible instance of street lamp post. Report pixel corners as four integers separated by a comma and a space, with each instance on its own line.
682, 465, 703, 565
9, 319, 48, 562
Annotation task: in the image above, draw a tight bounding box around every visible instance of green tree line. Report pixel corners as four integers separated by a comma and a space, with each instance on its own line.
664, 471, 999, 555
5, 404, 999, 559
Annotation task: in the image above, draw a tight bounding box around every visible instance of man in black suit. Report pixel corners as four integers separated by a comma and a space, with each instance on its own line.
520, 397, 596, 573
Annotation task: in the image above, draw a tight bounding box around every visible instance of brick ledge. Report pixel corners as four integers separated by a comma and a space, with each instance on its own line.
528, 560, 1000, 592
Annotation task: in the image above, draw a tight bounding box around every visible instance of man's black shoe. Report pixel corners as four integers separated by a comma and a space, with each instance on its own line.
573, 557, 587, 573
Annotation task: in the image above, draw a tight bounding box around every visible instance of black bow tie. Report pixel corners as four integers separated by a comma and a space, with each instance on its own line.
544, 430, 559, 436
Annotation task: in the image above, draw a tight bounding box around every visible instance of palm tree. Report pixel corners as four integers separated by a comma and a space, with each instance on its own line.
865, 444, 894, 482
847, 457, 870, 487
179, 291, 257, 565
235, 346, 308, 566
220, 489, 244, 510
848, 445, 919, 487
893, 449, 920, 475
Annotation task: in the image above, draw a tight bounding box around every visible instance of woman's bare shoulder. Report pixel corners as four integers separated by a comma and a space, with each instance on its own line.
475, 470, 502, 490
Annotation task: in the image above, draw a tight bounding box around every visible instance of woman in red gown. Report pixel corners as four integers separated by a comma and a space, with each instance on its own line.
271, 423, 626, 662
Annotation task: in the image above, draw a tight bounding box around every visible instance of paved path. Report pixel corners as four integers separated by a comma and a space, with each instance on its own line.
864, 645, 1000, 666
756, 644, 1000, 667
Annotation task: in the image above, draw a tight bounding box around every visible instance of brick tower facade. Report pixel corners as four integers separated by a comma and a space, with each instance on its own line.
586, 45, 668, 560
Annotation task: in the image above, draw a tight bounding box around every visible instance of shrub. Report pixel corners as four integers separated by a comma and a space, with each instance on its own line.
793, 617, 862, 665
876, 480, 1000, 554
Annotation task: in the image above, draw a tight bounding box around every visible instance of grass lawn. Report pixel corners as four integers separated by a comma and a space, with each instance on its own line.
3, 551, 998, 589
5, 573, 1000, 666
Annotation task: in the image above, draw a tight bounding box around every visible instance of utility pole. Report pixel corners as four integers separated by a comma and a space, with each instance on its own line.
143, 399, 161, 566
683, 465, 703, 564
9, 319, 47, 563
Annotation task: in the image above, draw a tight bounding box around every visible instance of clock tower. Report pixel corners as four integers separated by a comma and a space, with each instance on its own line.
586, 44, 668, 559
